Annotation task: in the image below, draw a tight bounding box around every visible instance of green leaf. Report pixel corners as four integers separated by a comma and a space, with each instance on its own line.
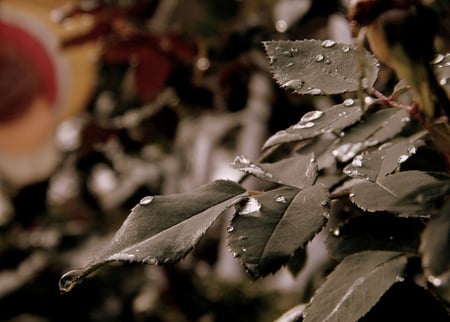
331, 107, 410, 162
420, 199, 450, 303
343, 132, 426, 181
325, 215, 424, 260
228, 185, 329, 278
263, 100, 363, 149
263, 40, 379, 95
59, 180, 247, 293
304, 251, 408, 322
349, 171, 438, 216
231, 153, 317, 189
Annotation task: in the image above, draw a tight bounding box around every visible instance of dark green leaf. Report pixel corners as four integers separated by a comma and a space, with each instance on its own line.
229, 185, 329, 278
325, 215, 424, 260
59, 180, 247, 292
420, 199, 450, 303
263, 40, 379, 95
349, 171, 437, 216
397, 179, 450, 209
343, 132, 426, 181
304, 251, 408, 322
231, 153, 317, 189
263, 100, 363, 149
331, 108, 410, 162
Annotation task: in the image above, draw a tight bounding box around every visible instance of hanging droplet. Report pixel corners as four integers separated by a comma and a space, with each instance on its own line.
59, 269, 85, 293
343, 98, 355, 107
293, 121, 315, 129
321, 39, 336, 48
300, 110, 324, 123
274, 195, 287, 203
432, 54, 445, 65
236, 197, 262, 215
315, 54, 325, 62
281, 79, 304, 92
140, 196, 155, 206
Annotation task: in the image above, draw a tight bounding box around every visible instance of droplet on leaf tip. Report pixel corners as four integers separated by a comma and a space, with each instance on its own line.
140, 196, 155, 206
59, 269, 85, 293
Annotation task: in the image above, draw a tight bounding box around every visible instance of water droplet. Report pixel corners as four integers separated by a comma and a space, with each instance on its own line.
432, 54, 445, 64
306, 88, 323, 95
275, 19, 288, 33
236, 197, 262, 215
283, 47, 299, 57
322, 211, 330, 219
439, 77, 448, 86
300, 110, 324, 123
232, 252, 239, 258
321, 39, 336, 48
407, 146, 417, 155
232, 154, 251, 166
352, 155, 363, 167
281, 79, 304, 92
242, 247, 247, 252
427, 275, 442, 287
274, 195, 287, 203
343, 98, 355, 107
315, 54, 325, 62
293, 121, 315, 129
196, 56, 210, 71
286, 62, 295, 67
238, 235, 248, 241
140, 196, 155, 206
397, 155, 409, 164
227, 226, 234, 233
332, 227, 340, 236
364, 96, 374, 105
325, 58, 331, 64
342, 45, 350, 53
320, 200, 329, 207
59, 269, 85, 293
349, 193, 355, 198
396, 276, 405, 282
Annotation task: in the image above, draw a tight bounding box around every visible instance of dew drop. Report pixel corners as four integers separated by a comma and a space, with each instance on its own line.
227, 226, 234, 233
352, 155, 363, 167
274, 195, 287, 203
321, 39, 336, 48
322, 211, 330, 219
439, 77, 448, 86
432, 54, 445, 65
232, 154, 251, 166
342, 45, 350, 53
140, 196, 155, 206
300, 110, 324, 123
232, 252, 239, 258
364, 96, 374, 105
275, 19, 288, 33
242, 247, 247, 252
315, 54, 325, 62
320, 200, 329, 207
407, 146, 417, 155
325, 58, 331, 64
282, 79, 304, 92
59, 269, 85, 293
236, 197, 262, 215
332, 227, 340, 236
396, 276, 405, 282
343, 98, 355, 107
286, 62, 295, 67
306, 88, 323, 95
349, 193, 355, 198
427, 275, 442, 287
147, 257, 158, 265
293, 121, 315, 129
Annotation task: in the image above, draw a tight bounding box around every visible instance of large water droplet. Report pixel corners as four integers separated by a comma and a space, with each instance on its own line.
315, 54, 325, 62
236, 197, 262, 215
293, 121, 315, 129
140, 196, 155, 206
300, 110, 324, 123
274, 195, 287, 203
321, 39, 336, 48
59, 269, 85, 293
343, 98, 355, 107
281, 79, 304, 92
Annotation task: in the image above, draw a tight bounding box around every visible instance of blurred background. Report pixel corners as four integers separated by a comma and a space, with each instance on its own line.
0, 1, 388, 321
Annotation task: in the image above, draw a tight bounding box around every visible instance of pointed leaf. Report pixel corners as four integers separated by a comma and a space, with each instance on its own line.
349, 171, 438, 216
331, 107, 410, 162
263, 100, 363, 149
59, 180, 247, 292
229, 185, 329, 278
343, 132, 426, 181
231, 153, 317, 189
420, 199, 450, 303
264, 40, 379, 95
304, 251, 408, 322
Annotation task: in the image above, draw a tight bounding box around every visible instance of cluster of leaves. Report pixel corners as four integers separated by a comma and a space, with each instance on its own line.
60, 36, 450, 321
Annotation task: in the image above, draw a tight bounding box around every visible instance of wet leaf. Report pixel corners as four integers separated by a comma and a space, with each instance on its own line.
59, 180, 247, 292
331, 107, 410, 162
420, 199, 450, 303
325, 215, 424, 260
228, 185, 329, 278
263, 100, 363, 149
397, 179, 450, 210
231, 153, 317, 189
264, 40, 379, 95
303, 251, 408, 322
343, 132, 426, 181
349, 171, 438, 216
